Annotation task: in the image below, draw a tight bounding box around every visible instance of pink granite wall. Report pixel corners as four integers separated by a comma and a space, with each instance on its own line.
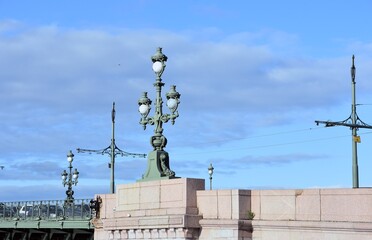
93, 179, 372, 239
251, 188, 372, 222
250, 188, 372, 240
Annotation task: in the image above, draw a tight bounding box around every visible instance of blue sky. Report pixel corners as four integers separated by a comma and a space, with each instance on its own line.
1, 0, 372, 201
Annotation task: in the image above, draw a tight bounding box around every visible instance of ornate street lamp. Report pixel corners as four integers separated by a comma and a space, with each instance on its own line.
138, 47, 181, 181
208, 163, 214, 190
61, 150, 79, 204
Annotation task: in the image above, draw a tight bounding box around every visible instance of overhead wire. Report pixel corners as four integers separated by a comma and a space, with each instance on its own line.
173, 127, 372, 157
192, 126, 325, 146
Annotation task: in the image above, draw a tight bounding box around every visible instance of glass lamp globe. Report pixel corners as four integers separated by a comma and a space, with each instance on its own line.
152, 61, 163, 73
73, 169, 79, 179
61, 174, 67, 181
208, 164, 214, 175
167, 98, 178, 110
67, 156, 73, 162
139, 104, 149, 115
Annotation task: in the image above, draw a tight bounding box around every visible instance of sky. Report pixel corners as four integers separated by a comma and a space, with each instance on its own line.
1, 0, 372, 201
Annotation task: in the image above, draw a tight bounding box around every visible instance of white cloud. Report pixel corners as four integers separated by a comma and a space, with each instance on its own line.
1, 22, 372, 199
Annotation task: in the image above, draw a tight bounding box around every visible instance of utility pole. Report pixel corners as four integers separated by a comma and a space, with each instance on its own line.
315, 55, 372, 188
77, 102, 146, 193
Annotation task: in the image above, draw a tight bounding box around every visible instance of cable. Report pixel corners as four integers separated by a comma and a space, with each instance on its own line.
193, 126, 324, 146
174, 130, 372, 157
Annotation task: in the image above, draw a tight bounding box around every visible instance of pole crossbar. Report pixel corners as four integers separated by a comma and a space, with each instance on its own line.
315, 117, 372, 129
77, 143, 146, 158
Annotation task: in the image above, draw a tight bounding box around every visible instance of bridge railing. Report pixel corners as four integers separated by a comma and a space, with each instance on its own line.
0, 199, 93, 221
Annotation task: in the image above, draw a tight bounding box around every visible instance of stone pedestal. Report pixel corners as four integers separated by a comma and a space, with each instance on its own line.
94, 178, 205, 239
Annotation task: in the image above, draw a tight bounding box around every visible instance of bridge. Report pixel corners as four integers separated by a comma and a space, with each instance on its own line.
0, 198, 95, 240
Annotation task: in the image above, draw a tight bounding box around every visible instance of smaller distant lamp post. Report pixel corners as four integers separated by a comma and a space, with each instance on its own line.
61, 150, 79, 204
208, 163, 214, 190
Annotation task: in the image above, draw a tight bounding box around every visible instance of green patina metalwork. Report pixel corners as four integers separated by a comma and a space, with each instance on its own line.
77, 102, 146, 194
315, 56, 372, 188
138, 48, 181, 181
0, 199, 95, 230
61, 151, 79, 204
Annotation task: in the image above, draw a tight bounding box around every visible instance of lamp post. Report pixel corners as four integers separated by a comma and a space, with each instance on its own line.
208, 163, 214, 190
137, 47, 181, 181
61, 150, 79, 204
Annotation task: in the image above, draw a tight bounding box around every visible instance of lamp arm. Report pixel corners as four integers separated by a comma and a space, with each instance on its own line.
139, 116, 155, 129
161, 112, 179, 125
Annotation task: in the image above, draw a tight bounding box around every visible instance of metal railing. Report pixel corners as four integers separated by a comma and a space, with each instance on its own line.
0, 199, 93, 221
